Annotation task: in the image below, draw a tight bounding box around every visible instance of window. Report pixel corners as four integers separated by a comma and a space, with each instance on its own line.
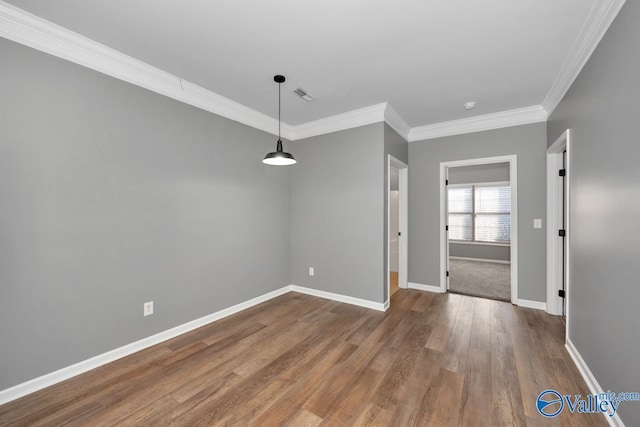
448, 184, 511, 243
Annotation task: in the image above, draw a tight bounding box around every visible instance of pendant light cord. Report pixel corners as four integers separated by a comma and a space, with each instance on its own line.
278, 80, 281, 140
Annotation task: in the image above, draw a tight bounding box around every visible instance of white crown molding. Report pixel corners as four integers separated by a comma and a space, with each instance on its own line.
0, 0, 381, 142
383, 103, 411, 140
288, 102, 411, 141
1, 0, 624, 143
408, 105, 548, 142
0, 1, 282, 138
289, 103, 387, 141
542, 0, 627, 115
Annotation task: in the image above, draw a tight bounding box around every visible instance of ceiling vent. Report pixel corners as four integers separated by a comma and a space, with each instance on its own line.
293, 88, 316, 102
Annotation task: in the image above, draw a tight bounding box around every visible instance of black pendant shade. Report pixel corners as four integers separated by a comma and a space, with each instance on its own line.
263, 75, 296, 166
263, 139, 296, 165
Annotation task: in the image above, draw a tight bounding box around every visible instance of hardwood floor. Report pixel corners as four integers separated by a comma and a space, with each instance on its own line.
390, 271, 399, 296
0, 290, 607, 426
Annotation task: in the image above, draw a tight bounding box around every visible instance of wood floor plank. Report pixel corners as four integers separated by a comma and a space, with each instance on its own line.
469, 297, 492, 352
226, 311, 370, 426
351, 403, 395, 427
0, 345, 173, 426
112, 395, 180, 426
491, 330, 527, 427
418, 368, 465, 426
511, 325, 554, 419
284, 409, 323, 427
0, 290, 608, 427
345, 310, 393, 346
366, 310, 423, 372
144, 371, 244, 425
320, 367, 384, 425
424, 293, 463, 351
410, 291, 435, 313
301, 307, 408, 418
391, 347, 443, 426
58, 323, 266, 426
370, 324, 431, 410
458, 347, 492, 426
247, 342, 358, 427
439, 297, 475, 373
170, 310, 348, 426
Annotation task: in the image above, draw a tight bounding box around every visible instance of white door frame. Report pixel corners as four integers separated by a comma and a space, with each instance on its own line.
439, 155, 519, 304
546, 130, 571, 323
387, 155, 408, 306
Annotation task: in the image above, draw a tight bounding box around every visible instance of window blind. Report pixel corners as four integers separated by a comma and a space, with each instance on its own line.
447, 184, 511, 243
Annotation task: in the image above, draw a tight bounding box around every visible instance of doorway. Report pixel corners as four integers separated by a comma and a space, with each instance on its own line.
387, 155, 408, 306
439, 155, 518, 304
447, 169, 511, 301
546, 130, 571, 320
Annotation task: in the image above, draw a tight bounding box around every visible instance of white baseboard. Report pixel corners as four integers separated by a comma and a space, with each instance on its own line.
408, 282, 445, 293
290, 285, 385, 312
516, 299, 547, 311
566, 339, 625, 427
383, 300, 390, 311
0, 285, 292, 405
0, 284, 387, 405
449, 256, 511, 265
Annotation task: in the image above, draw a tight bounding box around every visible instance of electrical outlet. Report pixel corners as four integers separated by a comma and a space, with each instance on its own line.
534, 219, 542, 229
144, 301, 154, 316
309, 267, 315, 276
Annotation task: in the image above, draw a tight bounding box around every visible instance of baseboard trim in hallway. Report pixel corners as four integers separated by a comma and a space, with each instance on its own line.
566, 339, 625, 427
290, 285, 385, 312
408, 281, 445, 293
517, 299, 547, 311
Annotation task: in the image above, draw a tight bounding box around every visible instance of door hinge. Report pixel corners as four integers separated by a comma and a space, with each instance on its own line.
559, 229, 566, 237
398, 232, 401, 237
558, 289, 566, 298
445, 179, 449, 185
446, 225, 449, 231
559, 169, 566, 177
446, 271, 450, 277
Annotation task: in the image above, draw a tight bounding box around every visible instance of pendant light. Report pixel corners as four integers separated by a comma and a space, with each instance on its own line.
263, 75, 296, 166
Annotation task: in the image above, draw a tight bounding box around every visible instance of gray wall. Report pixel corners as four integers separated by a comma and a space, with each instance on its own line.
0, 39, 291, 390
548, 1, 640, 423
449, 243, 510, 262
390, 168, 399, 191
448, 162, 509, 185
290, 123, 385, 303
383, 124, 409, 302
448, 162, 511, 262
409, 123, 547, 301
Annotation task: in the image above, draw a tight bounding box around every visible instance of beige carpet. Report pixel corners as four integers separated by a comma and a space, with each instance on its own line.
448, 258, 510, 301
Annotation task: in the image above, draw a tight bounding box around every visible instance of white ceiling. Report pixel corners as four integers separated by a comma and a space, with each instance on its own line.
4, 0, 598, 128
